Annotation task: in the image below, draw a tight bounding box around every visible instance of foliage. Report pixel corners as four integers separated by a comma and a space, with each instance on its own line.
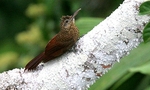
76, 17, 104, 35
139, 1, 150, 15
143, 22, 150, 43
139, 1, 150, 43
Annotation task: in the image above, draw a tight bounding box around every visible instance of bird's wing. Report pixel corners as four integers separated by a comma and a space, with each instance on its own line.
45, 35, 74, 57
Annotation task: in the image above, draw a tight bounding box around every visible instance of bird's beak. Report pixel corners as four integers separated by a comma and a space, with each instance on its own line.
69, 8, 81, 22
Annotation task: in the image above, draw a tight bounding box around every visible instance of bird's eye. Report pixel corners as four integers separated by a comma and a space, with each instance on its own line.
65, 20, 69, 23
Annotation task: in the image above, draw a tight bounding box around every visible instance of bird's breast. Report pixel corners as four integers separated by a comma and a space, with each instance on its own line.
58, 27, 79, 42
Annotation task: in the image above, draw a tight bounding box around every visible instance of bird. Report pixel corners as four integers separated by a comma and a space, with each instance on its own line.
25, 8, 81, 71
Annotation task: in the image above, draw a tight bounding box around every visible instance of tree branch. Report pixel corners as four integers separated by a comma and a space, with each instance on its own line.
0, 0, 150, 89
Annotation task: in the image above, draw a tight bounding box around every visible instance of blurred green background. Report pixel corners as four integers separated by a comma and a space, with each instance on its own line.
1, 0, 150, 90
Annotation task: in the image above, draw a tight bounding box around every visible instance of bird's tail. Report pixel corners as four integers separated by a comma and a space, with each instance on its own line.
25, 52, 45, 71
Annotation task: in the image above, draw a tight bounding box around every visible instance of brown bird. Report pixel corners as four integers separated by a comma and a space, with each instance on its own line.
25, 8, 81, 71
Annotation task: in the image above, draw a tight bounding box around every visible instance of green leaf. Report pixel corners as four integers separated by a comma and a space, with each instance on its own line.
88, 43, 150, 90
143, 22, 150, 42
129, 61, 150, 75
139, 1, 150, 15
110, 73, 134, 90
76, 17, 104, 36
136, 76, 150, 90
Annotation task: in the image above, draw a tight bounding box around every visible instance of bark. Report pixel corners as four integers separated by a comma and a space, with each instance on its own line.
0, 0, 150, 90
